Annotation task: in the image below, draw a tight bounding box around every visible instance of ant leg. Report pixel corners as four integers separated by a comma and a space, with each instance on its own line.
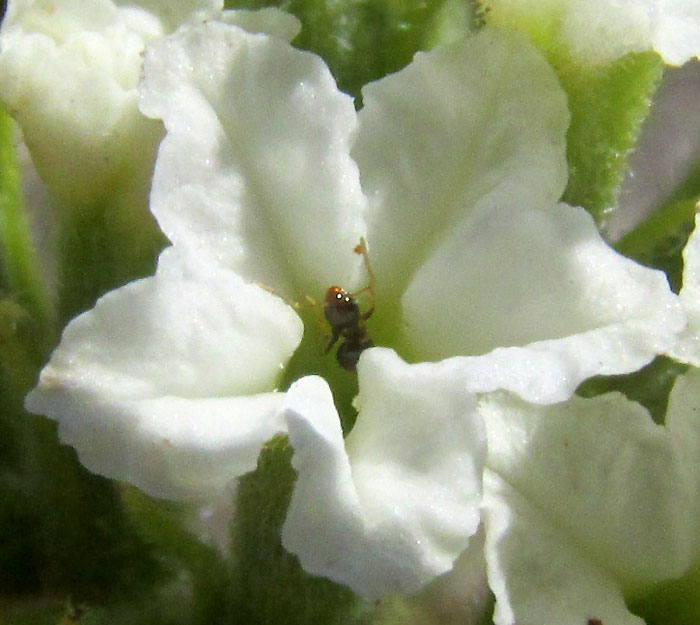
324, 325, 342, 354
305, 294, 334, 348
351, 237, 376, 320
254, 282, 302, 310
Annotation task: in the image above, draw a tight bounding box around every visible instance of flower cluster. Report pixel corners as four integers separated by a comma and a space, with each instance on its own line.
3, 0, 700, 622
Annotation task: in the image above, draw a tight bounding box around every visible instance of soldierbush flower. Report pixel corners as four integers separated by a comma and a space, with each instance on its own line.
0, 0, 222, 207
481, 372, 700, 625
0, 0, 235, 324
477, 215, 700, 625
23, 9, 687, 603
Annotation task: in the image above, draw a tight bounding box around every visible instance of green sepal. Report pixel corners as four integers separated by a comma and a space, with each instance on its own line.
0, 415, 163, 603
477, 2, 665, 228
616, 189, 699, 293
0, 374, 43, 596
230, 435, 366, 625
0, 295, 42, 397
20, 419, 163, 603
122, 486, 235, 624
225, 0, 476, 100
56, 194, 167, 324
0, 587, 203, 625
558, 51, 664, 228
0, 597, 65, 625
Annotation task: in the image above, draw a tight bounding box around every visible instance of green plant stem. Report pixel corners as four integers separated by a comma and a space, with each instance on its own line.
0, 106, 54, 339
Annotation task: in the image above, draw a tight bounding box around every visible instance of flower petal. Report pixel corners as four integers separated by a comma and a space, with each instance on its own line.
649, 0, 700, 66
353, 29, 568, 303
561, 0, 700, 66
486, 0, 700, 66
140, 18, 368, 299
25, 248, 303, 500
666, 366, 700, 553
483, 471, 645, 625
401, 201, 685, 403
281, 348, 485, 598
217, 7, 301, 42
0, 0, 219, 205
481, 389, 700, 625
669, 213, 700, 366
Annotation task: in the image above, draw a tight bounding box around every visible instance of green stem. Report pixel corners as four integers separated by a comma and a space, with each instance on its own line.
0, 105, 54, 333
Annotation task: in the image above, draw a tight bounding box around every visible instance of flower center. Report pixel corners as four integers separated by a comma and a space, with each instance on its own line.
278, 239, 380, 432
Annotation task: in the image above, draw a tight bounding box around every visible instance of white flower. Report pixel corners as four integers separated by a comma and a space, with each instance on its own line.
481, 370, 700, 625
0, 0, 221, 206
25, 14, 684, 597
477, 212, 700, 625
485, 0, 700, 66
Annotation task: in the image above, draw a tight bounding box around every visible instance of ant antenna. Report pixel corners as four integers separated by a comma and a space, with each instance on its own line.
350, 237, 376, 318
255, 282, 327, 344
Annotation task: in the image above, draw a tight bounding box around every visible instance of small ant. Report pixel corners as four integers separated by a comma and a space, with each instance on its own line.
323, 239, 376, 372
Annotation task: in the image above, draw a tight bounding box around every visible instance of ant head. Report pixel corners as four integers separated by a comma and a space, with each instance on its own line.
324, 286, 359, 327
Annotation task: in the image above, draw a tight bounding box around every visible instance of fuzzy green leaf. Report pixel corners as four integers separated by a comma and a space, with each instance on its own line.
230, 435, 366, 625
123, 487, 235, 624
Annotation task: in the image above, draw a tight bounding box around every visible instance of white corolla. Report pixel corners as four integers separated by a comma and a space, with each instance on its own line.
479, 216, 700, 625
19, 9, 685, 598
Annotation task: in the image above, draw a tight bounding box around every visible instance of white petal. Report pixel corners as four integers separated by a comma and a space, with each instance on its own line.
561, 0, 658, 65
401, 201, 685, 404
669, 213, 700, 366
650, 0, 700, 66
353, 29, 568, 303
0, 0, 222, 206
481, 390, 699, 625
483, 471, 645, 625
217, 7, 301, 42
25, 248, 303, 500
487, 0, 700, 66
666, 366, 700, 556
281, 348, 485, 599
140, 19, 368, 299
